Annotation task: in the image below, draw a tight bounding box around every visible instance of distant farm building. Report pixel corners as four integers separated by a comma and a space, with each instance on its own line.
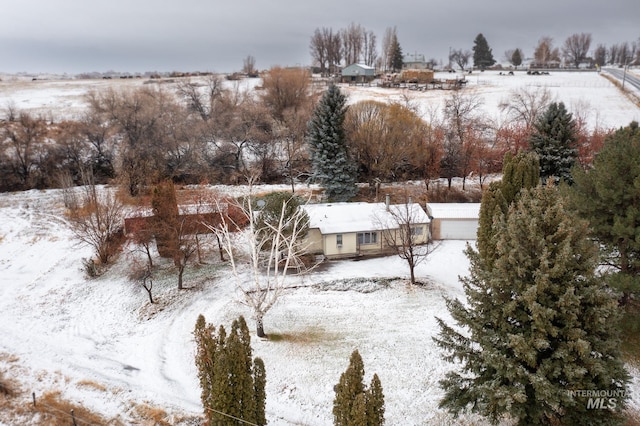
341, 63, 376, 83
403, 53, 429, 70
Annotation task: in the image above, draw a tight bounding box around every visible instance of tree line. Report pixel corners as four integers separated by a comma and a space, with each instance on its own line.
0, 73, 609, 196
309, 24, 640, 73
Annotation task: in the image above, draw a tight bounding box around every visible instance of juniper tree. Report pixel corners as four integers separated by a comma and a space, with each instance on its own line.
365, 374, 385, 426
568, 121, 640, 304
435, 184, 629, 425
333, 349, 385, 426
307, 84, 357, 201
476, 151, 539, 269
193, 315, 267, 426
529, 102, 578, 184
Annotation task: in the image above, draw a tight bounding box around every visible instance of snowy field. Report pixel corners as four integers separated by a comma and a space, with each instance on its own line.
0, 70, 640, 425
1, 69, 639, 130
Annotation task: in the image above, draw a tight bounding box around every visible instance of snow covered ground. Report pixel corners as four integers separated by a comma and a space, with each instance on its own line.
0, 70, 639, 424
0, 186, 481, 425
1, 185, 639, 425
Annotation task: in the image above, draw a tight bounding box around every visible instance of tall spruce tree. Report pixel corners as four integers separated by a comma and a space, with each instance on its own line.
333, 349, 385, 426
530, 101, 578, 184
472, 33, 496, 69
435, 184, 629, 425
568, 121, 640, 304
193, 315, 267, 426
307, 84, 358, 201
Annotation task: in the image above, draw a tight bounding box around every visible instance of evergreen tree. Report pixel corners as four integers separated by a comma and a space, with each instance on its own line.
476, 151, 539, 269
511, 48, 523, 68
254, 357, 267, 426
365, 374, 385, 426
390, 33, 404, 72
194, 315, 267, 426
254, 191, 310, 248
151, 180, 179, 258
568, 121, 640, 304
530, 102, 578, 184
472, 33, 496, 69
435, 184, 629, 425
333, 349, 385, 426
307, 84, 358, 201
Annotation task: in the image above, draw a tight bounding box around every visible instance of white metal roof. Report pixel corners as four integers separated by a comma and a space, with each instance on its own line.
302, 202, 430, 235
426, 203, 480, 220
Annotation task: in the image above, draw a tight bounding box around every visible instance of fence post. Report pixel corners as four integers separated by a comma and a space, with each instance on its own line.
71, 409, 78, 426
32, 392, 36, 407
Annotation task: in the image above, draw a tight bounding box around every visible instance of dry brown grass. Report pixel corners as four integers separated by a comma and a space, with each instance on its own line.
76, 379, 108, 392
267, 325, 339, 345
33, 390, 121, 426
130, 403, 173, 426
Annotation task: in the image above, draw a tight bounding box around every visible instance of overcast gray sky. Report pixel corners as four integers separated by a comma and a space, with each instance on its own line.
1, 0, 638, 74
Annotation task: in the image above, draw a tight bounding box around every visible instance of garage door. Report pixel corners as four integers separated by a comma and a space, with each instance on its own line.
439, 219, 478, 240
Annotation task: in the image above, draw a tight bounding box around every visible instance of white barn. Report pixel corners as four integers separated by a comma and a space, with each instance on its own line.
426, 203, 481, 240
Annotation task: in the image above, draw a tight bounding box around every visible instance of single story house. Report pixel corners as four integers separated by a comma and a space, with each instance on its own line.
301, 201, 431, 259
426, 203, 480, 240
341, 63, 376, 83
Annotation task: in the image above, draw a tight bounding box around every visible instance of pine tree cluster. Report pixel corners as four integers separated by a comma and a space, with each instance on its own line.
333, 349, 385, 426
194, 315, 266, 426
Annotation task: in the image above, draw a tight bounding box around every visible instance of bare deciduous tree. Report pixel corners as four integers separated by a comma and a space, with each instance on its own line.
69, 177, 124, 266
243, 55, 257, 76
498, 87, 554, 129
310, 27, 342, 76
342, 22, 364, 66
533, 37, 560, 67
208, 181, 312, 337
442, 91, 485, 189
377, 198, 438, 285
449, 49, 472, 71
562, 33, 592, 68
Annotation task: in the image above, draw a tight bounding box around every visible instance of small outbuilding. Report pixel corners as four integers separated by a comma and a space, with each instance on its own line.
341, 63, 376, 83
426, 203, 481, 240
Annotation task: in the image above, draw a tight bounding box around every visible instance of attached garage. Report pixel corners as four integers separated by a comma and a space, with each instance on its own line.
426, 203, 480, 240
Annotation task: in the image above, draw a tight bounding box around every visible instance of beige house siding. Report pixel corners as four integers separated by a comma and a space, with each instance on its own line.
307, 226, 429, 259
430, 220, 442, 240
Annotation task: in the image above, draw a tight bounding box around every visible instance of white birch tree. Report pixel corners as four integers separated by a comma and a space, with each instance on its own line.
208, 184, 312, 337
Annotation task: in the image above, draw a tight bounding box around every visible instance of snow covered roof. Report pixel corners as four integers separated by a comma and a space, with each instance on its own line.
427, 203, 480, 220
302, 202, 430, 235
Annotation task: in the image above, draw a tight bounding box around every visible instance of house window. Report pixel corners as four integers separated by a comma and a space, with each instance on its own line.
411, 226, 423, 236
336, 234, 343, 247
357, 232, 378, 245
